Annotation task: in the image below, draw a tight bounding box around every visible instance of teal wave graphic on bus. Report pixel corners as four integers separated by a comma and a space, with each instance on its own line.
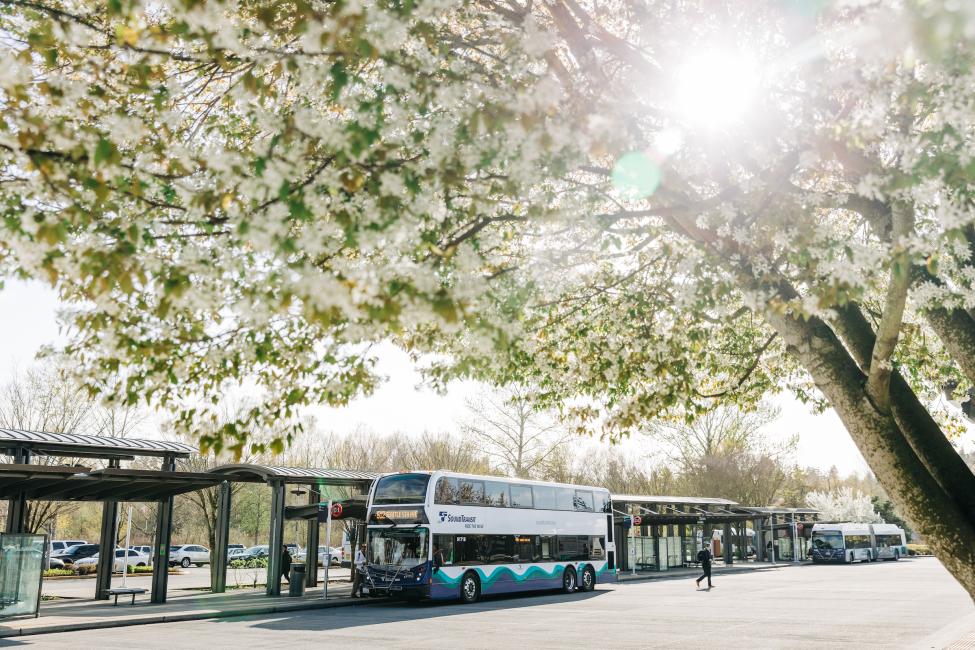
433, 561, 613, 590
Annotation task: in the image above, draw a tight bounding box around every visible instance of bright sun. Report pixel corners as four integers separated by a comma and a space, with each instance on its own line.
673, 50, 760, 128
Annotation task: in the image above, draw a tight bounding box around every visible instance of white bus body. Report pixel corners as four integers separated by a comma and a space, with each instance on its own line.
363, 470, 617, 602
811, 522, 906, 563
870, 523, 908, 561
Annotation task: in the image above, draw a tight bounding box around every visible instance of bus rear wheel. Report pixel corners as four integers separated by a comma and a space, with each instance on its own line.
460, 572, 480, 604
579, 566, 595, 592
561, 567, 577, 593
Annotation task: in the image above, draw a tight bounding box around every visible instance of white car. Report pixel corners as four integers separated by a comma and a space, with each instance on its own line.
293, 546, 342, 567
170, 544, 210, 568
75, 548, 150, 572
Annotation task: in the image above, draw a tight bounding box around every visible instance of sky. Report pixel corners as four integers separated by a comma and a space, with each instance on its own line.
0, 278, 881, 475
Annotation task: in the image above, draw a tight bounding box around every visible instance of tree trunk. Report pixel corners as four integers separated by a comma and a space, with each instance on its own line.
924, 305, 975, 388
830, 304, 975, 520
764, 305, 975, 600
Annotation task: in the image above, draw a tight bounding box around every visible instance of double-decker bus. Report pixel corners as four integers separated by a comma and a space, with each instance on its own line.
810, 523, 907, 563
363, 470, 617, 602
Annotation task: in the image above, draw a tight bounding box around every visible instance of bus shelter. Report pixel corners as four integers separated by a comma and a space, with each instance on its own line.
206, 464, 376, 596
611, 494, 761, 571
738, 506, 818, 562
0, 428, 224, 603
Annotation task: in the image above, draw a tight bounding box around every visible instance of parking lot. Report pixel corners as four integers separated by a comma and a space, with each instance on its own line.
23, 558, 975, 649
42, 565, 353, 600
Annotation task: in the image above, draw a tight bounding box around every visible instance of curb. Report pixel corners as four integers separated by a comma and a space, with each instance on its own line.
0, 595, 381, 639
617, 563, 796, 584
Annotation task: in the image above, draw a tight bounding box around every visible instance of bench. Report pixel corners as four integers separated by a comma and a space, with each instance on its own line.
106, 587, 147, 605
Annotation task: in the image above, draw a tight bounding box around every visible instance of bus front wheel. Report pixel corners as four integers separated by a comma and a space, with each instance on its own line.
579, 565, 596, 592
561, 567, 577, 593
460, 572, 480, 604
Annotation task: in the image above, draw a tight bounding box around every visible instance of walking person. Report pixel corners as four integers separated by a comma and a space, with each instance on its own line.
351, 543, 367, 597
695, 544, 713, 589
281, 544, 292, 584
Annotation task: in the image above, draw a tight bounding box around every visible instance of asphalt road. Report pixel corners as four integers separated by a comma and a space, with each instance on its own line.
18, 558, 974, 649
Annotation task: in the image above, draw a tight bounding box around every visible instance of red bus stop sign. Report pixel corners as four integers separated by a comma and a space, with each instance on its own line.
331, 502, 343, 519
633, 515, 642, 526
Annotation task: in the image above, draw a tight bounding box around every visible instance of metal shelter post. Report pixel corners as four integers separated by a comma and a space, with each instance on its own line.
151, 454, 177, 604
753, 518, 765, 562
266, 481, 285, 596
305, 487, 320, 588
212, 480, 232, 593
95, 458, 121, 600
723, 522, 733, 565
4, 446, 30, 533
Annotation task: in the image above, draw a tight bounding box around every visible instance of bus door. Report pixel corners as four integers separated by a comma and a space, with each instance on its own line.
606, 514, 615, 570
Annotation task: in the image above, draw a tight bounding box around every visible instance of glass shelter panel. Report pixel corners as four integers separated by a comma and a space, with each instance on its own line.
0, 534, 46, 619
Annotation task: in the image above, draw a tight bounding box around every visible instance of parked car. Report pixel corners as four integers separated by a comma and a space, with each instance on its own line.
129, 545, 153, 565
75, 548, 150, 572
228, 544, 244, 553
234, 545, 270, 563
52, 543, 99, 565
294, 546, 342, 567
51, 540, 87, 554
48, 557, 65, 570
170, 544, 210, 568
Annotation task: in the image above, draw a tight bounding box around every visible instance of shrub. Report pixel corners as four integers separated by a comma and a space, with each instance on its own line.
43, 568, 74, 577
907, 544, 931, 556
75, 564, 97, 575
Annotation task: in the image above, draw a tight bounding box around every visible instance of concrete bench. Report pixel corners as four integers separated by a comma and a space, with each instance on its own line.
107, 587, 147, 605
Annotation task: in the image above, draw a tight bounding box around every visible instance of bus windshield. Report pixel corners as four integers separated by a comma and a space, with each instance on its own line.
368, 528, 428, 567
812, 533, 844, 550
373, 473, 430, 505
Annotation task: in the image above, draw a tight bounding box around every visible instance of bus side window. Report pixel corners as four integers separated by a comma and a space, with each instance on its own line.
590, 536, 605, 560
538, 536, 554, 561
510, 485, 534, 508
434, 534, 455, 565
556, 488, 575, 511
532, 486, 555, 510
458, 480, 485, 505
435, 478, 459, 505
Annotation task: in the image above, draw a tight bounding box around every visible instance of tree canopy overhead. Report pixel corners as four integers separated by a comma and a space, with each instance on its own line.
3, 0, 975, 597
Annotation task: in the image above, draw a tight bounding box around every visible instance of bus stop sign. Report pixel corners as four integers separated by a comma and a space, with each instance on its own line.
633, 515, 642, 526
331, 502, 343, 519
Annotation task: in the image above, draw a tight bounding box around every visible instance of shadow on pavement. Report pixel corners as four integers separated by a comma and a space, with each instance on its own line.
224, 588, 609, 634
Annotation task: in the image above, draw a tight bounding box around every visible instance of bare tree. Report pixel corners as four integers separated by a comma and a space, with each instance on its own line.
651, 404, 797, 505
462, 386, 573, 479
0, 363, 146, 533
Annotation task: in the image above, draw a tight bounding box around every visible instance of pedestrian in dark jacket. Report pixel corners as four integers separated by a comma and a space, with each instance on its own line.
695, 545, 713, 589
281, 545, 292, 583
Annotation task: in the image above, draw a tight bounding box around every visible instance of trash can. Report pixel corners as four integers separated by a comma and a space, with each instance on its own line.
288, 566, 305, 596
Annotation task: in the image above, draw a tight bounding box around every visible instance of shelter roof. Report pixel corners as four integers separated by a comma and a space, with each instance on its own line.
611, 494, 739, 506
0, 428, 195, 460
208, 463, 378, 486
0, 464, 225, 501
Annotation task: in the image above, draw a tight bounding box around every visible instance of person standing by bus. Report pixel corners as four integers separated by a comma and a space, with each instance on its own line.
351, 543, 367, 597
695, 545, 713, 589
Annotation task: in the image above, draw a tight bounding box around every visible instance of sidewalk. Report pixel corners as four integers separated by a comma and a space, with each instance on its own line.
1, 579, 373, 639
617, 560, 802, 583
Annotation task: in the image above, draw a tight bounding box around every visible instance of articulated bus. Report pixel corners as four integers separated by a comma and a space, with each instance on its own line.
810, 523, 907, 563
363, 470, 617, 602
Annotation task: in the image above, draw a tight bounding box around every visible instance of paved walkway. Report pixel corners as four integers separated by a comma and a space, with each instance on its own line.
2, 579, 364, 638
617, 559, 792, 583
